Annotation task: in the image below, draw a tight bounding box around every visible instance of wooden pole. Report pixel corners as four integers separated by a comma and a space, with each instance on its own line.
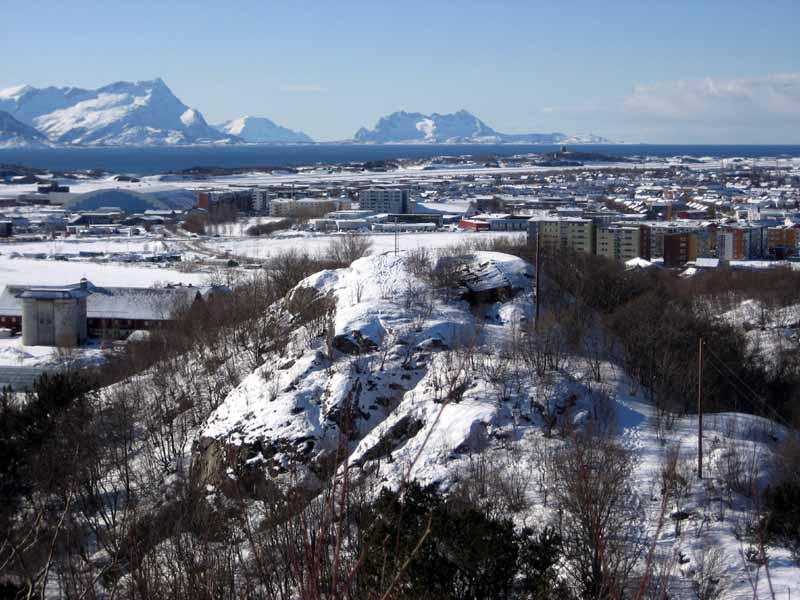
535, 226, 541, 333
698, 337, 703, 479
394, 216, 399, 255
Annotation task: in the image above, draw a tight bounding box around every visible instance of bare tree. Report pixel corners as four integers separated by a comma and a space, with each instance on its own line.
552, 433, 647, 599
690, 540, 727, 600
327, 233, 374, 266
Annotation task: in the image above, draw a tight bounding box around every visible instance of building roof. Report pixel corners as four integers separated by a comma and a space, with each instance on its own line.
0, 281, 217, 321
695, 258, 720, 268
16, 284, 92, 300
624, 257, 656, 271
61, 189, 172, 214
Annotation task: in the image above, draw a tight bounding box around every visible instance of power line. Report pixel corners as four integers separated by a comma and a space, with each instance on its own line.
702, 341, 796, 433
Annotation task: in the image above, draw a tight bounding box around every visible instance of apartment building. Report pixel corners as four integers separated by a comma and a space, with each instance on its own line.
528, 217, 594, 255
358, 187, 410, 214
766, 225, 799, 259
252, 188, 273, 212
663, 231, 712, 267
596, 225, 641, 261
717, 224, 768, 260
269, 196, 351, 218
639, 221, 706, 259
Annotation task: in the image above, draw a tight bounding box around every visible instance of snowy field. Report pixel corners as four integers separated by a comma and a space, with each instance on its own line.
0, 256, 208, 287
0, 236, 179, 256
202, 230, 525, 260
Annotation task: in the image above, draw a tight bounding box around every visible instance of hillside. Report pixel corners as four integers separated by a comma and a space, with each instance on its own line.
195, 249, 798, 596
0, 109, 48, 147
2, 244, 799, 598
0, 78, 236, 145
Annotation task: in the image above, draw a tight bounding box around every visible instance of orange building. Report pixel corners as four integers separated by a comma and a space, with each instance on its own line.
767, 226, 799, 259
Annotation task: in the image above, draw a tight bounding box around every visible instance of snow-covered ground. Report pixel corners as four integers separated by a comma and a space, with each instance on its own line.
201, 230, 523, 260
0, 334, 105, 368
0, 255, 208, 287
196, 250, 799, 597
0, 236, 178, 256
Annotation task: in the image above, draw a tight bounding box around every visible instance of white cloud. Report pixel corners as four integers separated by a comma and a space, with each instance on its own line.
277, 84, 326, 93
537, 73, 800, 143
623, 73, 800, 125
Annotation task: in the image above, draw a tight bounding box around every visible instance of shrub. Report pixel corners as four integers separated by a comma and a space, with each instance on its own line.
358, 482, 566, 599
327, 232, 374, 266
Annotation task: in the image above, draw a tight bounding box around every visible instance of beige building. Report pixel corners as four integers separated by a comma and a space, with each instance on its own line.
596, 225, 641, 261
529, 217, 595, 255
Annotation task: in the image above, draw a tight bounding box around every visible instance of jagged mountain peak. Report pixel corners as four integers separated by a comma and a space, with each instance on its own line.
0, 78, 236, 146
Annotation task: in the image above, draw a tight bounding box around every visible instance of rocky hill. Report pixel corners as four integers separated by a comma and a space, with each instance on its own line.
191, 249, 798, 596
197, 250, 534, 491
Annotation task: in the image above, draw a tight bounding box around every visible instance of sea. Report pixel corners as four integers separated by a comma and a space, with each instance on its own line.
1, 144, 799, 176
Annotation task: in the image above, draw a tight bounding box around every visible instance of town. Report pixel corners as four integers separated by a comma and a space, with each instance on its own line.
1, 151, 798, 384
3, 150, 800, 597
5, 0, 800, 595
3, 151, 800, 266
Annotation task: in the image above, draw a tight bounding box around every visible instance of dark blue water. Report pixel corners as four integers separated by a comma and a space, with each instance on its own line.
1, 144, 799, 175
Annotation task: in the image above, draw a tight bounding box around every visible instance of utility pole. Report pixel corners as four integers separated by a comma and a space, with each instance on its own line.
534, 225, 541, 333
697, 336, 704, 479
394, 216, 399, 255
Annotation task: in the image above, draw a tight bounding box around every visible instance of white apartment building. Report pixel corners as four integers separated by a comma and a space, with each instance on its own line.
358, 187, 410, 214
269, 196, 351, 218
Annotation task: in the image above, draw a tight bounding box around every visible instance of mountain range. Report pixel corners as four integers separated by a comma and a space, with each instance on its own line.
0, 79, 234, 146
354, 109, 610, 144
0, 79, 314, 147
0, 78, 611, 147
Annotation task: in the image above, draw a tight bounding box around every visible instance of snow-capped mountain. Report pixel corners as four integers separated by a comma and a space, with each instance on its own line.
0, 110, 48, 147
354, 109, 611, 144
0, 79, 236, 146
214, 116, 313, 143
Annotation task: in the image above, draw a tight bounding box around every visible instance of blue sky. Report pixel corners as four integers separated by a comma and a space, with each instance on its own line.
2, 0, 799, 142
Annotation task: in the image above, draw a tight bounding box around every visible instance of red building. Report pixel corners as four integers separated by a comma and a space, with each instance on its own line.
458, 218, 490, 232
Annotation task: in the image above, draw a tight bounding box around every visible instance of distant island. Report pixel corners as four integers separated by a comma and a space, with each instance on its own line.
354, 109, 610, 145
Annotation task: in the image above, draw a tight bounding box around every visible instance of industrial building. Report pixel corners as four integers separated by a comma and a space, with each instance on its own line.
0, 281, 222, 346
16, 281, 91, 347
